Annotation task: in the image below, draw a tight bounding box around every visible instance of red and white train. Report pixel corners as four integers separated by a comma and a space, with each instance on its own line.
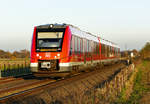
30, 23, 120, 77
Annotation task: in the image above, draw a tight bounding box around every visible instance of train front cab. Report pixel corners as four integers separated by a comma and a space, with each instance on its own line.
30, 25, 72, 76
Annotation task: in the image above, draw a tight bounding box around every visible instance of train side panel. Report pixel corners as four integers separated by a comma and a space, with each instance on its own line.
59, 26, 72, 71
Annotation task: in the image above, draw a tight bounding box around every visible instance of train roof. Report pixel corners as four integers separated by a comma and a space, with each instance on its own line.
36, 23, 120, 48
69, 25, 120, 48
36, 23, 67, 29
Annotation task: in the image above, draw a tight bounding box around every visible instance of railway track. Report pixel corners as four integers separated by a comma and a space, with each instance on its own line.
0, 74, 57, 98
0, 79, 56, 98
0, 77, 19, 84
0, 74, 34, 85
0, 62, 126, 104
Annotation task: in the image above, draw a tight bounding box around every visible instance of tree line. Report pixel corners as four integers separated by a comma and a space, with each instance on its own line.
140, 42, 150, 59
0, 49, 30, 59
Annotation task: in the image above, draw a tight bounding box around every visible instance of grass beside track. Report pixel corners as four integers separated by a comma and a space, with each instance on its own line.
114, 60, 150, 104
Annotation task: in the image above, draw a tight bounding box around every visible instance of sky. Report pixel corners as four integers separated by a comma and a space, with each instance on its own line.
0, 0, 150, 51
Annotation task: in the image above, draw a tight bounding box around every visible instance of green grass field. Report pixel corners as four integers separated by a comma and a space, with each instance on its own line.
114, 60, 150, 104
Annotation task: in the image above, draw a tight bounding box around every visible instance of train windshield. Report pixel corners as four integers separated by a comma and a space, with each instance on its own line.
36, 29, 65, 52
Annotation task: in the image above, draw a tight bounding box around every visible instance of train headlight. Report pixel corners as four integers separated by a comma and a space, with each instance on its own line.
57, 54, 60, 56
36, 54, 39, 57
50, 24, 53, 28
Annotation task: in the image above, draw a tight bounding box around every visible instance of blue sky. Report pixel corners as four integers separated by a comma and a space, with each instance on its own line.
0, 0, 150, 51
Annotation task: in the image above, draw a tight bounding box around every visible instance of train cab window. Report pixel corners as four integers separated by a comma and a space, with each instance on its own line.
36, 28, 65, 52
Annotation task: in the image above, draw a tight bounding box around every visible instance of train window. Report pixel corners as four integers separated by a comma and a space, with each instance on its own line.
94, 42, 97, 54
115, 48, 117, 56
107, 45, 109, 57
90, 41, 93, 53
101, 44, 102, 55
84, 39, 86, 53
96, 43, 98, 55
70, 36, 72, 55
109, 46, 110, 53
91, 41, 94, 54
78, 37, 81, 53
97, 43, 100, 55
118, 48, 120, 56
114, 48, 116, 56
81, 38, 83, 53
101, 44, 105, 55
116, 48, 117, 55
89, 41, 91, 53
70, 35, 75, 55
87, 40, 89, 52
112, 47, 114, 54
105, 44, 107, 57
103, 44, 105, 55
74, 36, 78, 54
109, 46, 111, 54
83, 39, 85, 53
116, 48, 118, 56
110, 46, 112, 54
